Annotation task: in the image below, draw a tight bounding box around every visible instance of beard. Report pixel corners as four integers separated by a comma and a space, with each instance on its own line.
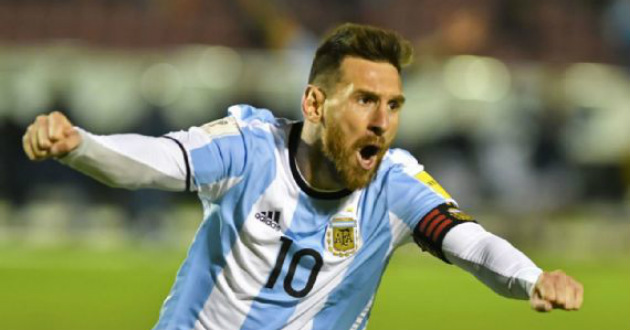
321, 119, 388, 191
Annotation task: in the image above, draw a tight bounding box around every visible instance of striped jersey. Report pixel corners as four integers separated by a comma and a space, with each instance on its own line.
155, 105, 470, 330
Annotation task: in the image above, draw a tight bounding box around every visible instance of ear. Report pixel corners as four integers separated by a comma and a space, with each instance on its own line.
301, 85, 326, 124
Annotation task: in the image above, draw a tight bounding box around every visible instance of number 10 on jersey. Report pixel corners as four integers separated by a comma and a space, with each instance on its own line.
265, 236, 323, 298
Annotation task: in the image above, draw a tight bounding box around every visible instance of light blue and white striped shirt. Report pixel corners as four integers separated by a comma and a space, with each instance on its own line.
62, 104, 542, 330
155, 105, 451, 330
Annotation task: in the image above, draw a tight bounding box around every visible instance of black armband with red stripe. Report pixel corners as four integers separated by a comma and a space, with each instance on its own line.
413, 203, 476, 263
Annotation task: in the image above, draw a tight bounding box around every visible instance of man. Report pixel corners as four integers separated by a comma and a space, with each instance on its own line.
22, 23, 583, 330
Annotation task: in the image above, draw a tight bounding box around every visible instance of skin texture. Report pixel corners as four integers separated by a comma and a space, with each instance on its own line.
22, 111, 81, 161
299, 56, 404, 191
22, 57, 583, 313
530, 270, 584, 311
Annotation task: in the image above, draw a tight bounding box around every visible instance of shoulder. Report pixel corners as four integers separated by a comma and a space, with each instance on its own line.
379, 148, 425, 177
365, 148, 425, 197
224, 104, 295, 154
227, 104, 293, 133
184, 105, 290, 191
379, 148, 456, 208
191, 104, 290, 138
187, 104, 292, 148
378, 148, 454, 202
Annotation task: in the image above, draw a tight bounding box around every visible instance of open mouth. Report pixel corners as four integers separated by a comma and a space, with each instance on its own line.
357, 144, 381, 170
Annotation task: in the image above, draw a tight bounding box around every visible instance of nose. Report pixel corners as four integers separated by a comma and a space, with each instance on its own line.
368, 103, 389, 136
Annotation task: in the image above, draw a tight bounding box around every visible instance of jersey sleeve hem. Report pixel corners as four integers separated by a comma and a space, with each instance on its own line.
412, 202, 477, 263
162, 136, 192, 192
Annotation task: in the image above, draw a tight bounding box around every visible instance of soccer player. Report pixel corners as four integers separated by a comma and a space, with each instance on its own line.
22, 23, 583, 330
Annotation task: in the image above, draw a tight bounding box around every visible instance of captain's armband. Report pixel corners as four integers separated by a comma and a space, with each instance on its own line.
413, 203, 476, 263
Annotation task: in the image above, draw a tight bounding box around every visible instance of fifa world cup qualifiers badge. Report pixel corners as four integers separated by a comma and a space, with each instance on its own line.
200, 116, 240, 138
326, 211, 359, 258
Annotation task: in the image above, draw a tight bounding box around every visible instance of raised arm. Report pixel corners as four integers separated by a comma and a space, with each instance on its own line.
22, 111, 189, 191
384, 151, 584, 313
442, 222, 584, 312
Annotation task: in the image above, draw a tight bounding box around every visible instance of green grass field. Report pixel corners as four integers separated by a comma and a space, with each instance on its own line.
0, 245, 628, 330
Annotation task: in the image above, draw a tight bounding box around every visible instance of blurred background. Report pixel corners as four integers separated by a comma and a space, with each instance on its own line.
0, 0, 629, 329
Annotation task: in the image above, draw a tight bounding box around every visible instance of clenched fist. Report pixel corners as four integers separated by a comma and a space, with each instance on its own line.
22, 111, 82, 161
531, 270, 584, 312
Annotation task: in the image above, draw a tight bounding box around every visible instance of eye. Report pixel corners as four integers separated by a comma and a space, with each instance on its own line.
388, 101, 401, 111
357, 95, 376, 106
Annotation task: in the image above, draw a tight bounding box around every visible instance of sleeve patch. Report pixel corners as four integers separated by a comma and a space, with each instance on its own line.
414, 171, 452, 200
413, 203, 475, 263
200, 116, 240, 138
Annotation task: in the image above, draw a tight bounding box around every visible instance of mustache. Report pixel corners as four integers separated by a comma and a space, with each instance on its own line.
353, 135, 387, 149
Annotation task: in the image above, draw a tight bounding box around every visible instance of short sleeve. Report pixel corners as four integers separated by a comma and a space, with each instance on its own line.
164, 115, 247, 198
386, 149, 454, 227
386, 149, 476, 262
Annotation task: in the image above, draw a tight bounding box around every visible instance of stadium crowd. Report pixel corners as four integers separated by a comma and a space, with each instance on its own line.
1, 0, 628, 236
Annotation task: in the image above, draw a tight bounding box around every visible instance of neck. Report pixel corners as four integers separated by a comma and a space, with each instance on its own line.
295, 122, 345, 192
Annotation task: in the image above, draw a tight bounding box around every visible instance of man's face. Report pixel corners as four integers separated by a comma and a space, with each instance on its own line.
320, 57, 404, 190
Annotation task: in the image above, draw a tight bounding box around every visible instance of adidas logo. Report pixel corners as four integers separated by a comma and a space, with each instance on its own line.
255, 211, 281, 231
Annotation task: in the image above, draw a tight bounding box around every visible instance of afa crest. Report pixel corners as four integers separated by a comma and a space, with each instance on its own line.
326, 212, 359, 257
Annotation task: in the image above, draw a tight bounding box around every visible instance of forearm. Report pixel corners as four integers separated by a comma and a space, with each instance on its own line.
442, 222, 543, 299
58, 128, 189, 191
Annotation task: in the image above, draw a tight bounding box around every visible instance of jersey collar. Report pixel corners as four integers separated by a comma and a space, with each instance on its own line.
288, 122, 353, 200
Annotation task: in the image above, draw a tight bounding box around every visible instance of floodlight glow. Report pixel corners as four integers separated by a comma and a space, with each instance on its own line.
140, 63, 183, 107
197, 46, 243, 89
443, 55, 511, 102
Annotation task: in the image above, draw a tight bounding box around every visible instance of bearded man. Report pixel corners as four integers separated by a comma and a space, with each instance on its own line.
23, 23, 583, 330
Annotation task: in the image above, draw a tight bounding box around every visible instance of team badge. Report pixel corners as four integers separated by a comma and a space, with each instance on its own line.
326, 211, 359, 257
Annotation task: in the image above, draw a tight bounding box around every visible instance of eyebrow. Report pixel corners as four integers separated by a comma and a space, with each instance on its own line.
355, 89, 406, 104
391, 95, 406, 105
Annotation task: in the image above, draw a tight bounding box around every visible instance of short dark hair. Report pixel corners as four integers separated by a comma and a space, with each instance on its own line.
307, 23, 414, 92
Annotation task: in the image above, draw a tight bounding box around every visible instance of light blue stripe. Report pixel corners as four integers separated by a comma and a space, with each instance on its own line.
153, 207, 217, 330
239, 195, 336, 330
311, 182, 393, 330
190, 135, 246, 186
154, 126, 277, 330
229, 104, 277, 123
385, 158, 447, 229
